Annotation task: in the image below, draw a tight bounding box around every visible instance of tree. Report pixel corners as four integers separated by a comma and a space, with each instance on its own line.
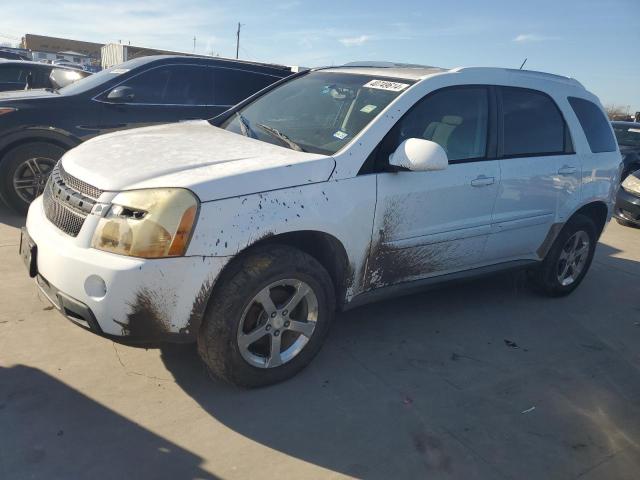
604, 103, 631, 120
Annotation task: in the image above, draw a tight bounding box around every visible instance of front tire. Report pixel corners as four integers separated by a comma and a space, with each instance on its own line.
529, 214, 597, 297
0, 142, 66, 214
197, 245, 336, 388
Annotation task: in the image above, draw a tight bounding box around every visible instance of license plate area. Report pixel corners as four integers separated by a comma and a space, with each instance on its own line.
19, 227, 37, 278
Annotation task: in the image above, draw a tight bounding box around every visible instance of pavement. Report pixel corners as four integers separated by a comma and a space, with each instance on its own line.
1, 204, 639, 480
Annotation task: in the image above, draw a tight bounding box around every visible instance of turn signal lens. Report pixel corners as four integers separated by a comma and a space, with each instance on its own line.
92, 188, 199, 258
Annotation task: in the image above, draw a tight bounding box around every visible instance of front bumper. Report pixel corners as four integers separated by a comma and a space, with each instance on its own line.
614, 187, 640, 226
25, 196, 229, 341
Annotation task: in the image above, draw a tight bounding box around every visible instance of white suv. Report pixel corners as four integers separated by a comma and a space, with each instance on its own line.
21, 63, 621, 387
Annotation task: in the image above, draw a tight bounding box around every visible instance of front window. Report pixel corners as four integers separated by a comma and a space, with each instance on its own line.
219, 71, 414, 155
613, 124, 640, 148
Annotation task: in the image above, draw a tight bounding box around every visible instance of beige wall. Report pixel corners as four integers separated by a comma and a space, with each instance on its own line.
21, 34, 103, 58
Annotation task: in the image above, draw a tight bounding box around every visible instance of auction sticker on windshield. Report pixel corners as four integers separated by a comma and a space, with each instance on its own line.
363, 79, 410, 92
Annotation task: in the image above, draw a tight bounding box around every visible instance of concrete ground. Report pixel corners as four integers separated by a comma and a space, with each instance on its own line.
1, 204, 639, 480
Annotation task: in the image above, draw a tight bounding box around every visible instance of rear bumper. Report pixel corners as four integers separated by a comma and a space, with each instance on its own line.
25, 196, 230, 341
614, 188, 640, 226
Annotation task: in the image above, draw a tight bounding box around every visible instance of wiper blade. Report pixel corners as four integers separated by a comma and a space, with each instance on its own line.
235, 112, 254, 138
256, 123, 305, 152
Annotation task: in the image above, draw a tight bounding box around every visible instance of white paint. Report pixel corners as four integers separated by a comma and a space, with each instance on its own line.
25, 65, 620, 339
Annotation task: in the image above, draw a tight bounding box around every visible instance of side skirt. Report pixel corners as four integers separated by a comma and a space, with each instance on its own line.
343, 259, 539, 311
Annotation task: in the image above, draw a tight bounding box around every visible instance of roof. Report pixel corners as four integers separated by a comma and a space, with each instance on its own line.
612, 121, 640, 127
0, 58, 85, 71
320, 61, 448, 80
58, 50, 89, 57
120, 54, 294, 74
319, 62, 585, 89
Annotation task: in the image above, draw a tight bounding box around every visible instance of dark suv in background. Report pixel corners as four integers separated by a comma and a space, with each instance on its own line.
612, 121, 640, 180
0, 60, 90, 92
0, 55, 294, 212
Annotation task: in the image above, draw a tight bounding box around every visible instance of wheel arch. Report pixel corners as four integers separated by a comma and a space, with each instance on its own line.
0, 128, 81, 164
572, 201, 609, 237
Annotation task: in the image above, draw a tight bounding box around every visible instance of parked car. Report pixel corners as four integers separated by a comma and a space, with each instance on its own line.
0, 60, 89, 92
21, 64, 620, 387
0, 55, 293, 212
614, 168, 640, 227
611, 121, 640, 180
0, 50, 29, 61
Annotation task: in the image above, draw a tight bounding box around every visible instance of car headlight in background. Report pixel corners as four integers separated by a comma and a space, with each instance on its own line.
621, 173, 640, 195
92, 188, 199, 258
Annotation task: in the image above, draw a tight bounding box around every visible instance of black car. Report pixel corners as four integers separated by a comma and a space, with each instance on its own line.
0, 55, 293, 212
614, 168, 640, 227
0, 50, 29, 61
611, 121, 640, 181
0, 60, 91, 92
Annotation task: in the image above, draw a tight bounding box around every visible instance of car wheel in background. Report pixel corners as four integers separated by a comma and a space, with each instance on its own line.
529, 214, 598, 297
615, 217, 638, 228
197, 245, 336, 388
0, 142, 66, 214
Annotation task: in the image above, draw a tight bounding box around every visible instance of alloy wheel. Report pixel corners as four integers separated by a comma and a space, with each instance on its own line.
12, 157, 56, 203
556, 230, 590, 286
237, 279, 318, 368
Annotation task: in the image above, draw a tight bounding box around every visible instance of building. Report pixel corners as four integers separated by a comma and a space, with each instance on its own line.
101, 43, 211, 68
21, 34, 102, 67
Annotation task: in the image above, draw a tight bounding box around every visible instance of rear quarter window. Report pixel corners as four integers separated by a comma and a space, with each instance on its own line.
568, 97, 617, 153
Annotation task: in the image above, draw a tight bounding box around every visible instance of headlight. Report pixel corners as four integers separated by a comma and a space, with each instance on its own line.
622, 173, 640, 195
92, 188, 199, 258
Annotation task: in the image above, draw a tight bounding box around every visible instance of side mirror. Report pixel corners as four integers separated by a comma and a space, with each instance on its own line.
389, 138, 448, 172
106, 85, 135, 102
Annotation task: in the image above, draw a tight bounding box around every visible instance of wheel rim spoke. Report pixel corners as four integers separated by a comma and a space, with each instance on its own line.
238, 325, 268, 349
255, 288, 277, 316
282, 281, 310, 313
557, 230, 590, 286
287, 320, 315, 338
267, 334, 283, 367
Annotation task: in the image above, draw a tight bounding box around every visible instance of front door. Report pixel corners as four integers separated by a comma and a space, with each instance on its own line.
365, 86, 499, 290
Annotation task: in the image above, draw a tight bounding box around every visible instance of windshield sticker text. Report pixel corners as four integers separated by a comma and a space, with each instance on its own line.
363, 79, 410, 92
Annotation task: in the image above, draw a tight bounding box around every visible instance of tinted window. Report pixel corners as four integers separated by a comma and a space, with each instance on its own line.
569, 97, 617, 153
501, 87, 566, 156
118, 65, 214, 105
382, 87, 489, 162
0, 66, 28, 83
214, 69, 279, 105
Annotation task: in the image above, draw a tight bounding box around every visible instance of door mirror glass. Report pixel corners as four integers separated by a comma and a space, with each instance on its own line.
389, 138, 448, 172
107, 85, 135, 102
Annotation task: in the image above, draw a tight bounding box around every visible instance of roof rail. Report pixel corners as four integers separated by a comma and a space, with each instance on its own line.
450, 66, 584, 89
341, 61, 444, 69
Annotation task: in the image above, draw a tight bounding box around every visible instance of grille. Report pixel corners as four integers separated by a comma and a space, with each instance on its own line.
42, 163, 100, 237
58, 163, 103, 200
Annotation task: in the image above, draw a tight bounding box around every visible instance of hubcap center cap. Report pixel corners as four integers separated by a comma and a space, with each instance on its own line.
272, 316, 285, 329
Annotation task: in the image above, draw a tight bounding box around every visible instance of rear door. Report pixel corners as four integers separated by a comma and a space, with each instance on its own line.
483, 86, 579, 262
366, 86, 500, 289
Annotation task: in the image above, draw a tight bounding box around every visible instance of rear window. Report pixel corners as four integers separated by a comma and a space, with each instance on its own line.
568, 97, 617, 153
501, 87, 567, 157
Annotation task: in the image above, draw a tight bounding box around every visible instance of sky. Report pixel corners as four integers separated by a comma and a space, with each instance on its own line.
1, 0, 639, 111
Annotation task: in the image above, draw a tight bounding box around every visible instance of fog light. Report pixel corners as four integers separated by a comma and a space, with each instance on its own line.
84, 275, 107, 299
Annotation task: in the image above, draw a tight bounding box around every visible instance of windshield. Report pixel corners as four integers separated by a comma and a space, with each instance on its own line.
59, 57, 150, 95
220, 71, 414, 155
613, 124, 640, 147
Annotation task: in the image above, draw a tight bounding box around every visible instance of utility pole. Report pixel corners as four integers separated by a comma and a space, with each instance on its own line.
193, 36, 196, 53
236, 22, 241, 59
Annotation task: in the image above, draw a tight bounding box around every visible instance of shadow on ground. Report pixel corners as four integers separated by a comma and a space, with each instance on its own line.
0, 365, 218, 480
159, 244, 640, 479
0, 204, 24, 229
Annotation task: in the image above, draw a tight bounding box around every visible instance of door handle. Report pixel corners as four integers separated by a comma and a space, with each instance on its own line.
558, 165, 578, 175
471, 175, 495, 187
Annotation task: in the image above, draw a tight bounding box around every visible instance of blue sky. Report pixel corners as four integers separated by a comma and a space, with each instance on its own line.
2, 0, 639, 111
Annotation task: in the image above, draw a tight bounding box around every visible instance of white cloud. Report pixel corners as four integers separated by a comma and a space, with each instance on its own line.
513, 33, 559, 43
339, 35, 370, 47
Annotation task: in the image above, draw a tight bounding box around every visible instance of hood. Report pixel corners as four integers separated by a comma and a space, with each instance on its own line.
61, 121, 336, 202
0, 89, 59, 102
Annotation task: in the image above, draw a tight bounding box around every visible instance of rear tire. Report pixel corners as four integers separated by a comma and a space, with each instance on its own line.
529, 214, 597, 297
197, 245, 336, 388
0, 142, 66, 214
